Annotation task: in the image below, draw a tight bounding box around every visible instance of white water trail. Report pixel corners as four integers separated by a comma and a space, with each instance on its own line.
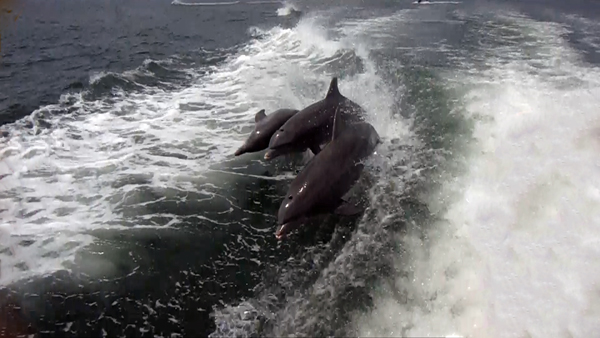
0, 13, 395, 287
209, 9, 420, 337
355, 12, 600, 338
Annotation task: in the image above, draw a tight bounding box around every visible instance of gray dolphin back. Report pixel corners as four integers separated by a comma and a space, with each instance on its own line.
267, 77, 367, 160
275, 112, 380, 238
234, 108, 299, 156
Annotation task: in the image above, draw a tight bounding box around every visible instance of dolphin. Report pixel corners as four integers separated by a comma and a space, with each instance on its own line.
263, 142, 318, 160
265, 77, 366, 161
234, 108, 300, 157
275, 108, 381, 240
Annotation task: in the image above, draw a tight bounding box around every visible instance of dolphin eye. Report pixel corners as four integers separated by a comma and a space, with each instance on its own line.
279, 128, 284, 132
288, 195, 293, 200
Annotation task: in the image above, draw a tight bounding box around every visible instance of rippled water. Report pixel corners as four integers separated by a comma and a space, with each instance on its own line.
2, 0, 600, 337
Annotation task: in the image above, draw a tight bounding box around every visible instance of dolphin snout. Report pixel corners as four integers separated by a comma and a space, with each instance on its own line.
268, 130, 285, 149
275, 222, 295, 240
264, 148, 284, 160
234, 146, 246, 156
275, 217, 304, 240
275, 229, 287, 240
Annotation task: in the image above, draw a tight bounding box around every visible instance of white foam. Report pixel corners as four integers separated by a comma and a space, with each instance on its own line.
276, 1, 299, 17
0, 14, 396, 286
355, 12, 600, 338
209, 9, 429, 337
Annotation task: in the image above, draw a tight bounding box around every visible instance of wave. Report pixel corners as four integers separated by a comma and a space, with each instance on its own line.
277, 1, 300, 17
0, 13, 379, 289
3, 4, 597, 338
354, 10, 600, 338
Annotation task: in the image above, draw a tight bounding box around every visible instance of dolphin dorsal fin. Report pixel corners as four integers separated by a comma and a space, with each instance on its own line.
254, 109, 266, 122
332, 106, 343, 141
325, 77, 341, 99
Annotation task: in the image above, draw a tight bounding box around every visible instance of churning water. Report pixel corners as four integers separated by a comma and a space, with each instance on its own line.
1, 0, 600, 337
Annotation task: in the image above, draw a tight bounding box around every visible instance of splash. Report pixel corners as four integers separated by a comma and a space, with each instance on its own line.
355, 11, 600, 338
277, 1, 299, 17
0, 13, 378, 287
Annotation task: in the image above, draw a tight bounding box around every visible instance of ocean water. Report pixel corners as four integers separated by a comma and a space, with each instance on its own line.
1, 0, 600, 337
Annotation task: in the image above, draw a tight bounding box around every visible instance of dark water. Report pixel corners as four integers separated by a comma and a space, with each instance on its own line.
1, 0, 600, 337
0, 0, 294, 126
